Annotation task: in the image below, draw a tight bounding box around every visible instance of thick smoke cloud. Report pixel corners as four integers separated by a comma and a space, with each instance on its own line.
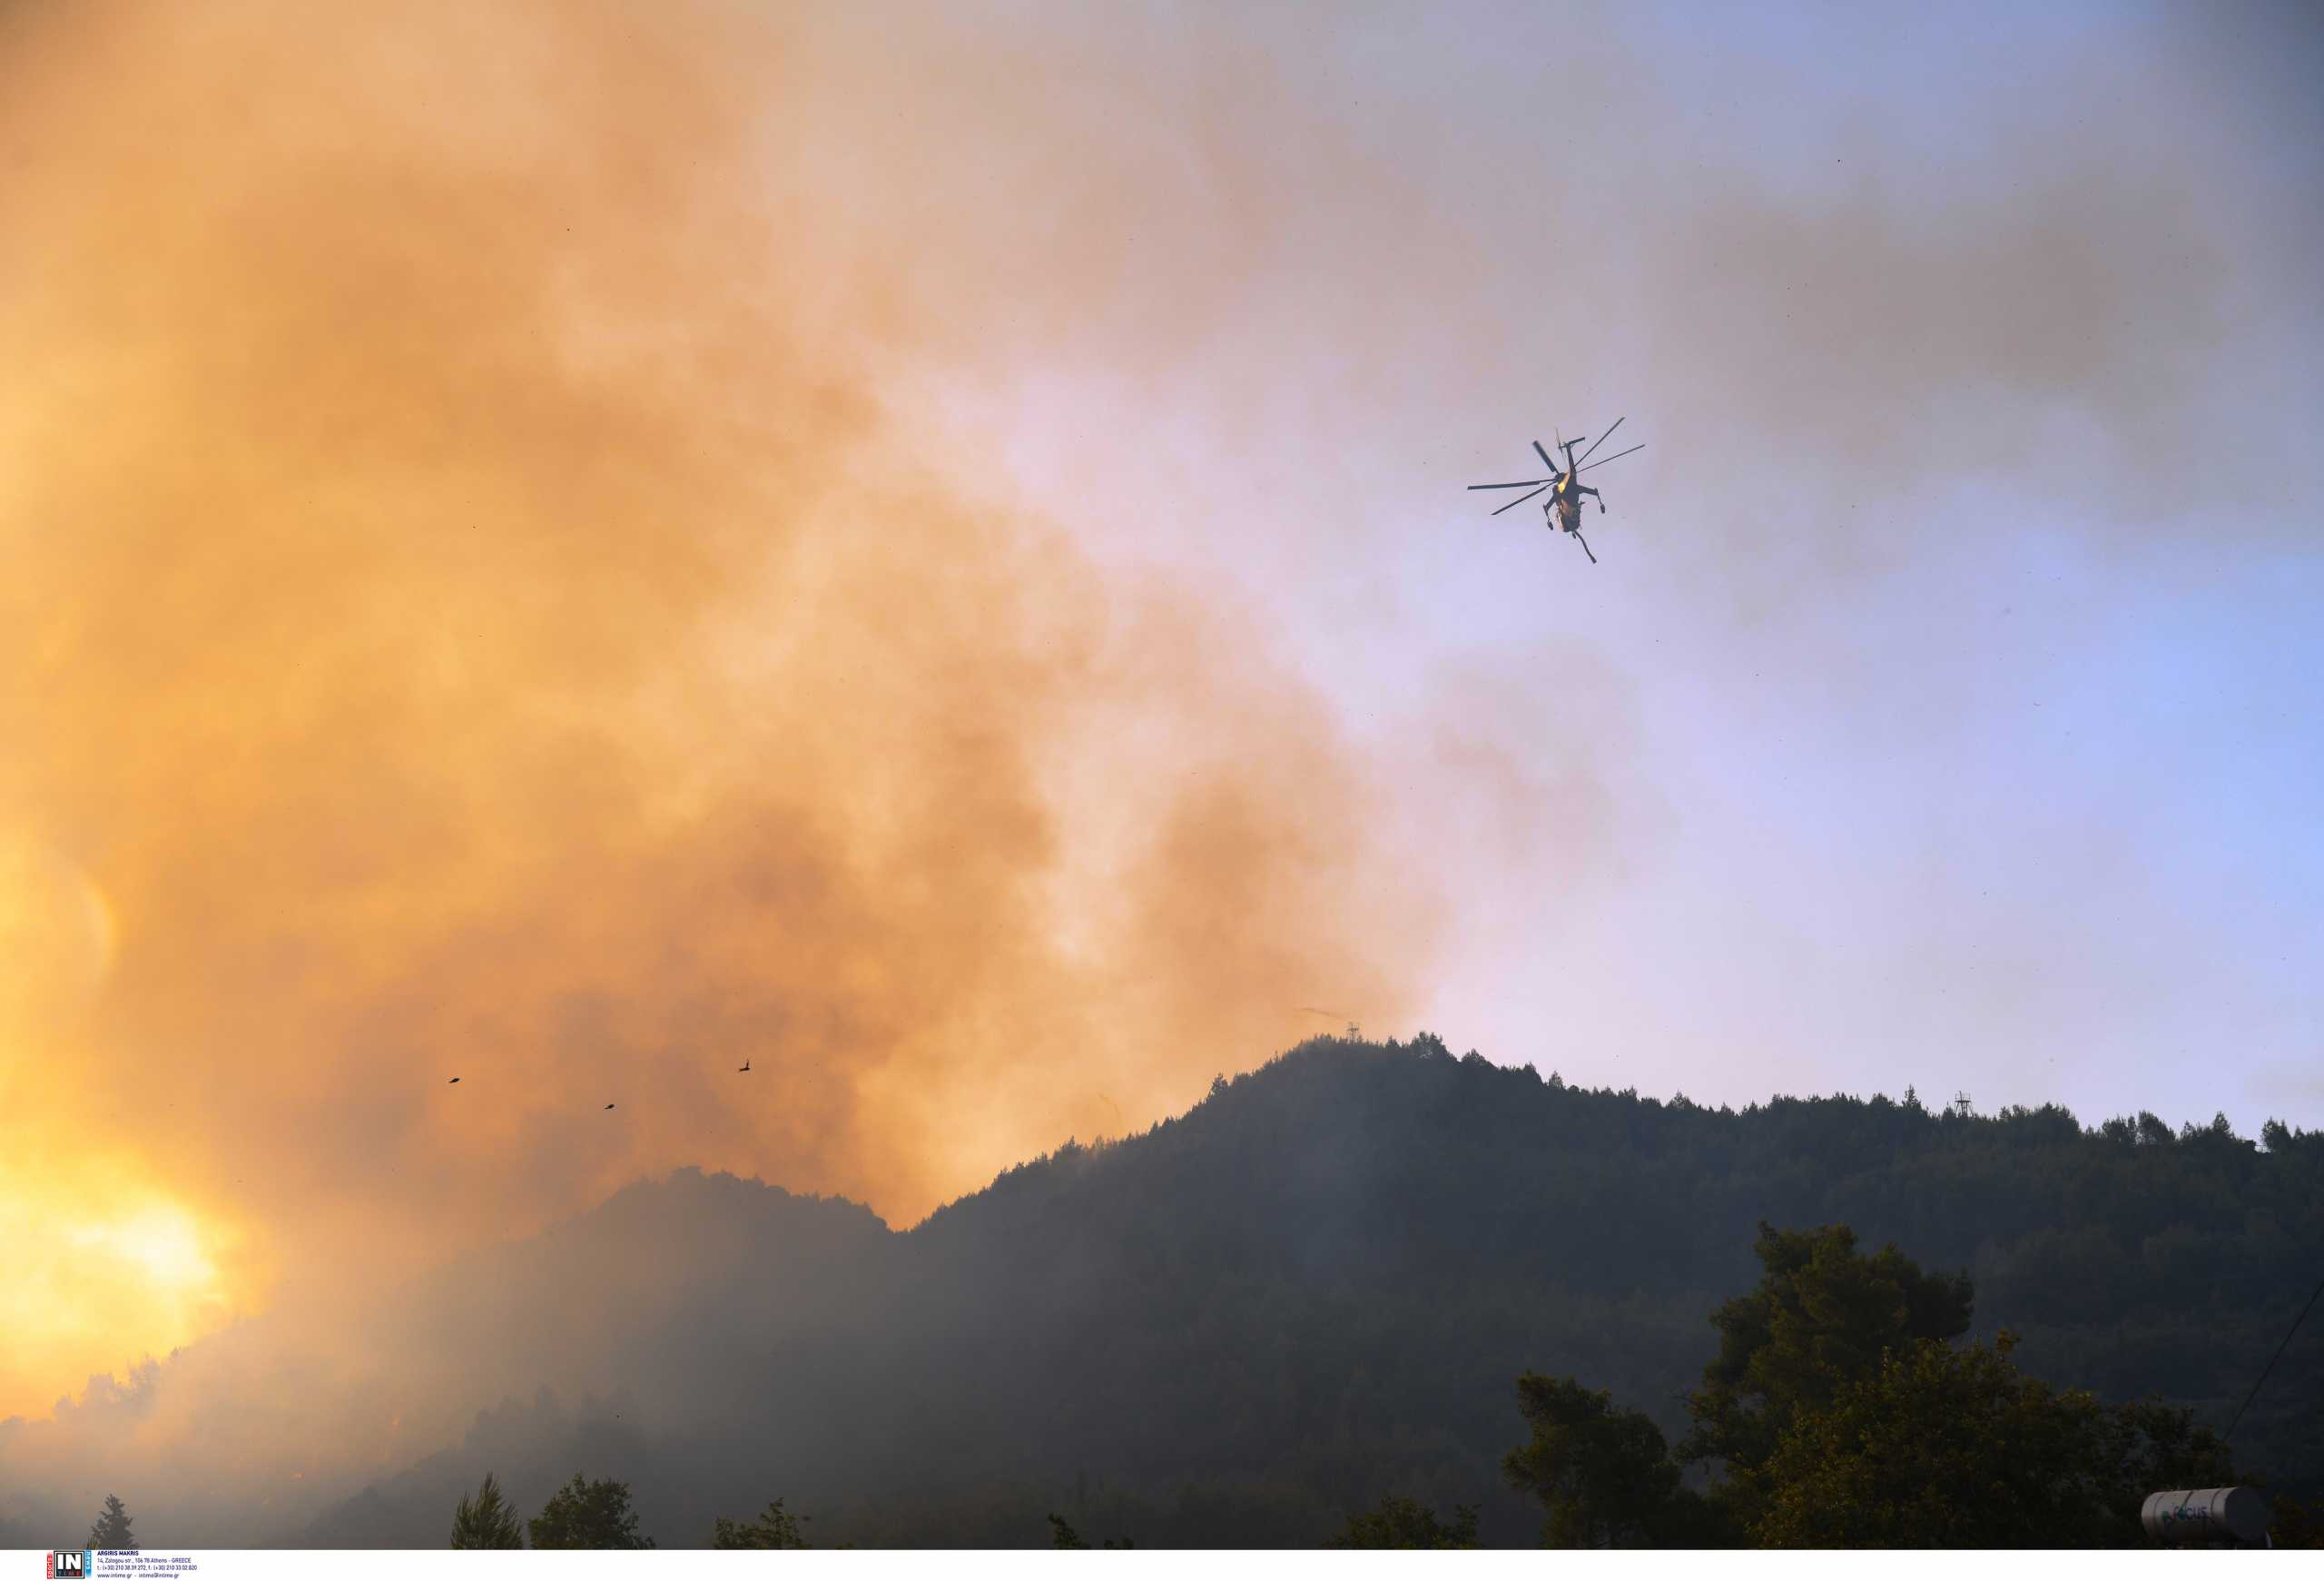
0, 0, 1437, 1419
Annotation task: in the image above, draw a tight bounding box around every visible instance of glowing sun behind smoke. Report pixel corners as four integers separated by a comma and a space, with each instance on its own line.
0, 1182, 239, 1419
0, 829, 236, 1418
70, 1209, 219, 1291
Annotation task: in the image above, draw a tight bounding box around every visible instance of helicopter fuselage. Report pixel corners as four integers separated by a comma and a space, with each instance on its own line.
1547, 448, 1586, 530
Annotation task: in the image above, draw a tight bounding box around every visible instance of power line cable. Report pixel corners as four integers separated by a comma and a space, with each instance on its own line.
2222, 1268, 2324, 1444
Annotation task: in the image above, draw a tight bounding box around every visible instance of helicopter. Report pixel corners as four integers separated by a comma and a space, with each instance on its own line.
1467, 419, 1644, 564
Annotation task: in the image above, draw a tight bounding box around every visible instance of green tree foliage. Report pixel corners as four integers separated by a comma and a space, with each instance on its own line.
88, 1493, 137, 1550
1749, 1331, 2233, 1546
527, 1474, 653, 1549
713, 1497, 811, 1549
1328, 1495, 1480, 1548
1502, 1375, 1713, 1547
449, 1471, 525, 1548
1682, 1221, 1974, 1476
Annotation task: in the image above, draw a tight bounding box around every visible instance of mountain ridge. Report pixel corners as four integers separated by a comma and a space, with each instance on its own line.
7, 1035, 2317, 1546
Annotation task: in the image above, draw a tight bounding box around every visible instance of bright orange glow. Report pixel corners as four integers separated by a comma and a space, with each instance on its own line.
0, 1165, 242, 1419
0, 829, 256, 1418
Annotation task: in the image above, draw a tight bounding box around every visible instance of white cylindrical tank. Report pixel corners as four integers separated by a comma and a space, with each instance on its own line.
2141, 1487, 2270, 1546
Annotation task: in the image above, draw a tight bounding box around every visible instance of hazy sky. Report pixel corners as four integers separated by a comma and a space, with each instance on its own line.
1, 0, 2317, 1421
877, 0, 2321, 1123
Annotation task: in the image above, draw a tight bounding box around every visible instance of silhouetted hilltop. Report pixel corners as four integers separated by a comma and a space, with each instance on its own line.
70, 1036, 2324, 1546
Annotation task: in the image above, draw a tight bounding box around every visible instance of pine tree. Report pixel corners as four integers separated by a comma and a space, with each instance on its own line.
450, 1471, 525, 1548
88, 1494, 137, 1550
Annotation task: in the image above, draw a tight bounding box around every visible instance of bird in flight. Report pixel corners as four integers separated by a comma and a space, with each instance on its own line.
738, 1059, 751, 1072
448, 1076, 461, 1084
604, 1102, 616, 1111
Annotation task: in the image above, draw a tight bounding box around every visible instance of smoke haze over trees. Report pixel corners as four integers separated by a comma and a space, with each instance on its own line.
5, 1039, 2316, 1546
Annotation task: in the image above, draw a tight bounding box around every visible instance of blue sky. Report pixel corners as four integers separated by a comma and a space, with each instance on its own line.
878, 0, 2323, 1132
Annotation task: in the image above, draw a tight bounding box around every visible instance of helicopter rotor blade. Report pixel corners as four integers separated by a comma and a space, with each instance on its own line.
1491, 485, 1551, 515
1532, 440, 1557, 471
1577, 443, 1643, 474
1574, 416, 1624, 467
1468, 479, 1554, 490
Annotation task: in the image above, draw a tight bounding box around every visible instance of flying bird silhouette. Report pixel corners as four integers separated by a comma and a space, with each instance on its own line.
604, 1102, 616, 1111
447, 1076, 460, 1084
738, 1060, 751, 1072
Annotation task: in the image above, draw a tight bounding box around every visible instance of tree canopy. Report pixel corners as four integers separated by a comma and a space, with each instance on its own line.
1502, 1376, 1702, 1547
1748, 1331, 2233, 1547
1682, 1221, 1974, 1473
1328, 1495, 1480, 1549
1503, 1218, 2247, 1548
713, 1497, 811, 1549
527, 1474, 653, 1550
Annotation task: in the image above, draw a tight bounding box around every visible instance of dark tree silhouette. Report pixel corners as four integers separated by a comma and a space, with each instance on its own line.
1048, 1513, 1132, 1548
449, 1471, 524, 1548
1327, 1495, 1480, 1549
712, 1497, 810, 1549
1502, 1377, 1703, 1547
527, 1475, 652, 1549
88, 1493, 137, 1550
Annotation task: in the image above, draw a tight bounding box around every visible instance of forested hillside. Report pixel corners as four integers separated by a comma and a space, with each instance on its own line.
291, 1035, 2321, 1546
16, 1036, 2312, 1547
